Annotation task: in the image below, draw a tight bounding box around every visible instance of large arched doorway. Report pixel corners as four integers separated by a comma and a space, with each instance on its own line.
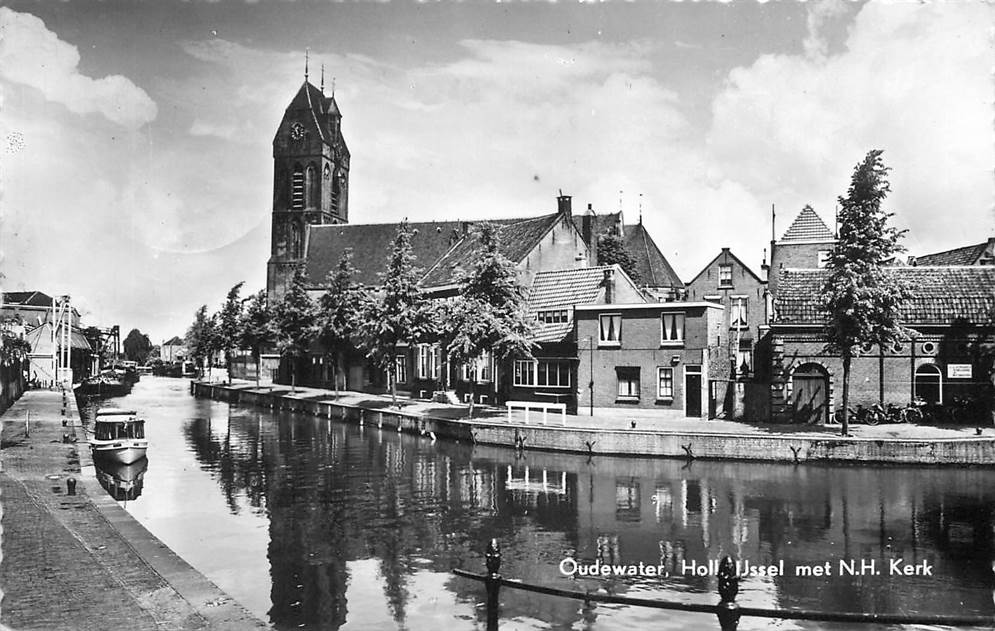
791, 363, 830, 424
914, 364, 942, 405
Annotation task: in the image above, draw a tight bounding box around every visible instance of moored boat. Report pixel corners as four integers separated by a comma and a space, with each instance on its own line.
75, 371, 133, 397
90, 408, 148, 464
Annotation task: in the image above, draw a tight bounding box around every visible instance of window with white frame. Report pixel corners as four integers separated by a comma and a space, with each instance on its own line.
616, 367, 640, 399
395, 355, 407, 384
657, 367, 674, 399
417, 344, 438, 380
536, 309, 569, 324
730, 297, 748, 328
719, 264, 733, 286
514, 359, 535, 386
599, 314, 622, 345
661, 312, 685, 345
817, 250, 832, 268
537, 360, 571, 388
461, 351, 493, 382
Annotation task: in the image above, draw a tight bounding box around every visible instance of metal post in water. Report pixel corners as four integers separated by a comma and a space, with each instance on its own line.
716, 556, 740, 631
25, 410, 29, 437
485, 538, 502, 631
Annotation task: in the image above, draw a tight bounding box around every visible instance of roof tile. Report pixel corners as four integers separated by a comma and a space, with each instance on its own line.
781, 207, 835, 242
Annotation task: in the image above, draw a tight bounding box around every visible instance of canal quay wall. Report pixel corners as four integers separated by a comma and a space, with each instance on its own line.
0, 388, 269, 631
193, 382, 995, 466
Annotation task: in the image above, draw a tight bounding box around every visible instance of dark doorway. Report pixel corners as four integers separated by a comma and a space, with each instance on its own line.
914, 364, 942, 405
685, 366, 702, 417
792, 363, 829, 424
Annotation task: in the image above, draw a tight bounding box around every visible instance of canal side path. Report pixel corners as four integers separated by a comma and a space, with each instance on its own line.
197, 379, 995, 465
0, 388, 270, 631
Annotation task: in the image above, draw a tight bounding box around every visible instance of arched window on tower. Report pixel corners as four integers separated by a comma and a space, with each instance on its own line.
305, 163, 317, 208
331, 169, 341, 213
291, 164, 304, 210
289, 222, 302, 259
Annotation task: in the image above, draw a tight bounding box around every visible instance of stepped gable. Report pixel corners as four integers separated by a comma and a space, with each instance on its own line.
915, 240, 994, 266
781, 207, 835, 242
623, 223, 684, 288
774, 266, 995, 326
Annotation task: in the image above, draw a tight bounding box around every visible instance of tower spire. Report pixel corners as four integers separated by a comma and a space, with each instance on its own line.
638, 193, 643, 224
320, 63, 325, 93
305, 48, 309, 81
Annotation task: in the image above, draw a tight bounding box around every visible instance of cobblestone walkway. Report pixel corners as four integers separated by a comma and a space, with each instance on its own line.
0, 389, 268, 631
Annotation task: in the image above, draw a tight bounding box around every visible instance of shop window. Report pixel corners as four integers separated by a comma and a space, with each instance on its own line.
514, 359, 535, 387
537, 360, 571, 388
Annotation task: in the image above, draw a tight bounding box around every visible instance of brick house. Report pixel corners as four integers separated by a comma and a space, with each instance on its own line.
770, 266, 995, 424
575, 302, 727, 420
684, 248, 768, 420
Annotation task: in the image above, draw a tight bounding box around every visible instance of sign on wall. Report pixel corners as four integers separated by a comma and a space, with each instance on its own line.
947, 364, 973, 379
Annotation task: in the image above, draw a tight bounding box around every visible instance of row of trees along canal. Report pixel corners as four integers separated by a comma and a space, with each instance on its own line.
184, 149, 915, 434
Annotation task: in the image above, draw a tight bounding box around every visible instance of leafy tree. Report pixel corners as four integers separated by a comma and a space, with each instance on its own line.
358, 221, 433, 406
271, 266, 316, 392
820, 151, 909, 436
186, 305, 219, 378
596, 232, 640, 283
438, 222, 535, 412
239, 290, 275, 387
216, 281, 246, 384
122, 328, 153, 364
315, 250, 366, 397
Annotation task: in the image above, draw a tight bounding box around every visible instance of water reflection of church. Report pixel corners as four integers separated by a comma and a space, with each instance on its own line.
185, 410, 995, 629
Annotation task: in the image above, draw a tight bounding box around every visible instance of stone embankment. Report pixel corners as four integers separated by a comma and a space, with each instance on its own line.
0, 388, 269, 631
193, 381, 995, 466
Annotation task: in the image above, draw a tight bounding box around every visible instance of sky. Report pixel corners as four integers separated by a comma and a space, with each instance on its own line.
1, 0, 992, 343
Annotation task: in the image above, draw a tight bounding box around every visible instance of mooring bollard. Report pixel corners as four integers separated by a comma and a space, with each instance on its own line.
66, 477, 77, 496
24, 410, 30, 438
485, 538, 502, 631
716, 556, 740, 631
62, 433, 71, 444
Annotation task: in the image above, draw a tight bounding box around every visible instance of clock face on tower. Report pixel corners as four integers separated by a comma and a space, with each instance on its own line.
289, 122, 305, 141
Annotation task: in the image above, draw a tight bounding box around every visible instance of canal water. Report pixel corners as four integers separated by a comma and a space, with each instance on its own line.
81, 376, 995, 630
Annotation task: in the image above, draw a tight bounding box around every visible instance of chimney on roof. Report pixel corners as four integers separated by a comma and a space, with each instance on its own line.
557, 191, 572, 217
581, 203, 595, 253
602, 267, 615, 304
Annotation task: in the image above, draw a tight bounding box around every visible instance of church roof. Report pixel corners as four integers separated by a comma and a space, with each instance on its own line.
163, 336, 185, 346
420, 214, 562, 287
305, 214, 561, 289
914, 238, 995, 266
780, 207, 835, 242
774, 266, 995, 326
623, 223, 684, 289
284, 81, 345, 150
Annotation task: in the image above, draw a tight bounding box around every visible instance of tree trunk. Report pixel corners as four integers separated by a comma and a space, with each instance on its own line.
255, 351, 261, 388
291, 360, 297, 394
226, 350, 232, 385
389, 345, 398, 407
841, 352, 851, 437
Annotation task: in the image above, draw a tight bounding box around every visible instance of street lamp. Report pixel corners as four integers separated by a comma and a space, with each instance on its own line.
587, 336, 595, 416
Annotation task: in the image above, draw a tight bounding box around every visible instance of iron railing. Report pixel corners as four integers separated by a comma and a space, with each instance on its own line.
453, 539, 995, 630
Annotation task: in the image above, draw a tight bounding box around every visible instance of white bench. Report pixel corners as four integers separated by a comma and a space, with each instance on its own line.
506, 400, 567, 426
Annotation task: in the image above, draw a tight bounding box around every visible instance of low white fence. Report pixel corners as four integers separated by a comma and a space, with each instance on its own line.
506, 400, 567, 426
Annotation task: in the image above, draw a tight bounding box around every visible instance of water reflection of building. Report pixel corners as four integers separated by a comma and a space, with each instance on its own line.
182, 407, 995, 629
94, 457, 148, 502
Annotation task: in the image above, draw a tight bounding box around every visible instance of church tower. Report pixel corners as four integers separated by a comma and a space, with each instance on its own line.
267, 69, 350, 301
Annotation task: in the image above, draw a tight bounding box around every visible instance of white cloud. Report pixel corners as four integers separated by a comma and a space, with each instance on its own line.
707, 1, 995, 256
0, 7, 157, 129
